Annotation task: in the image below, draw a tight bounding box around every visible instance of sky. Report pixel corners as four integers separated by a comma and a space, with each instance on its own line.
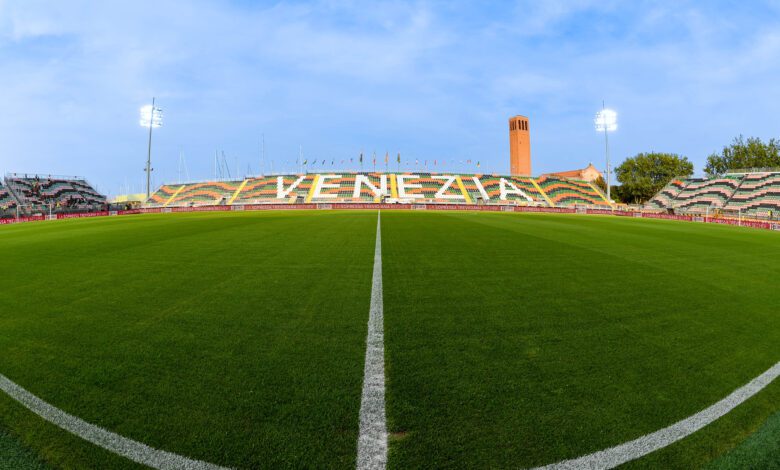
1, 0, 780, 196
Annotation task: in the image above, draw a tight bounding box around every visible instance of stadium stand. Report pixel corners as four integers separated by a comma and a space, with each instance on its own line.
5, 174, 106, 214
149, 173, 619, 208
0, 182, 19, 218
147, 184, 182, 207
646, 171, 780, 219
535, 175, 610, 206
646, 179, 689, 209
723, 172, 780, 217
306, 174, 375, 203
478, 175, 549, 205
669, 175, 744, 213
165, 181, 244, 207
392, 173, 467, 202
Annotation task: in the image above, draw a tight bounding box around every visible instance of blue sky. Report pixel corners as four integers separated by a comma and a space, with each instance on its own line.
1, 0, 780, 195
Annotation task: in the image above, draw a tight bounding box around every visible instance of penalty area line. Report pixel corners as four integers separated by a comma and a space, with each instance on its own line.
356, 211, 388, 470
0, 373, 230, 470
536, 360, 780, 470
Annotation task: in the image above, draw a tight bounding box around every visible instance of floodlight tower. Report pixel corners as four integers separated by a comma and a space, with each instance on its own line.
594, 103, 617, 202
140, 98, 163, 199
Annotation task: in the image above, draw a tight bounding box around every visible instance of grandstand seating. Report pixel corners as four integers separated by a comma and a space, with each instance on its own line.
535, 175, 610, 206
151, 173, 616, 208
646, 171, 780, 218
478, 175, 548, 205
0, 182, 19, 217
5, 175, 106, 213
165, 181, 244, 207
147, 185, 182, 207
305, 173, 384, 203
235, 175, 315, 204
669, 175, 743, 213
723, 172, 780, 217
393, 173, 466, 202
646, 179, 689, 209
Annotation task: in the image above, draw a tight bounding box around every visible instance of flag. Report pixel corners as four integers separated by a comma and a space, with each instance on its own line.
359, 153, 363, 163
397, 153, 401, 163
476, 161, 480, 168
331, 160, 334, 165
322, 159, 325, 165
384, 152, 389, 164
303, 159, 308, 165
372, 152, 376, 166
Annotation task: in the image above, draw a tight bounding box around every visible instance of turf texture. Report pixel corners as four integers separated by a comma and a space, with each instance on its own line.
0, 428, 49, 470
0, 210, 778, 469
0, 211, 377, 468
709, 410, 780, 469
380, 211, 780, 468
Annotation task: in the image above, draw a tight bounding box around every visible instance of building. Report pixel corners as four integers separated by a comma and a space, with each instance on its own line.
541, 163, 603, 182
509, 115, 531, 176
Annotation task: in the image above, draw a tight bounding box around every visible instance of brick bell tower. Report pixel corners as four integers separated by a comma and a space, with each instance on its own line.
509, 115, 531, 176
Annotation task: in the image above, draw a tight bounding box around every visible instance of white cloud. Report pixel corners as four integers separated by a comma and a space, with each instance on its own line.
1, 0, 780, 189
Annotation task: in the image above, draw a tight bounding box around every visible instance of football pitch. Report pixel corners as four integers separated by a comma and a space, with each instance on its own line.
1, 210, 778, 469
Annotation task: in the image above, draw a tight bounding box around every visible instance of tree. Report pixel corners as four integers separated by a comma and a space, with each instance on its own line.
704, 135, 780, 177
593, 175, 607, 193
591, 175, 625, 203
614, 153, 694, 204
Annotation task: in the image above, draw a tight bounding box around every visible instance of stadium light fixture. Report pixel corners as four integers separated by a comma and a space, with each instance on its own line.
140, 98, 163, 200
140, 104, 163, 128
594, 104, 617, 202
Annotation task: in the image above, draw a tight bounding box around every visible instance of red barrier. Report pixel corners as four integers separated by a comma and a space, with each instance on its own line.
640, 212, 693, 221
514, 206, 577, 214
2, 204, 779, 232
706, 218, 773, 230
0, 215, 46, 224
241, 203, 318, 211
585, 209, 615, 215
171, 205, 232, 213
320, 203, 414, 210
57, 211, 109, 219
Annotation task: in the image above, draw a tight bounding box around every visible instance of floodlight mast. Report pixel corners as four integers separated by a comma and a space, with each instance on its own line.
595, 102, 617, 202
140, 98, 163, 200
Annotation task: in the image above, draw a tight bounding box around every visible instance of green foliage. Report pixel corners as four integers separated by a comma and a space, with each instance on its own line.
705, 135, 780, 177
591, 176, 626, 203
614, 153, 694, 204
593, 175, 607, 193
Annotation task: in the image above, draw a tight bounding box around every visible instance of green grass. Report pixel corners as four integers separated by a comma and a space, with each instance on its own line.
1, 210, 778, 469
0, 211, 378, 468
709, 410, 780, 469
380, 211, 780, 468
0, 429, 49, 470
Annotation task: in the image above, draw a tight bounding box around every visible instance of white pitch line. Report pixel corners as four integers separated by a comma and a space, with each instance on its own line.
356, 212, 388, 470
0, 373, 230, 470
536, 360, 780, 470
